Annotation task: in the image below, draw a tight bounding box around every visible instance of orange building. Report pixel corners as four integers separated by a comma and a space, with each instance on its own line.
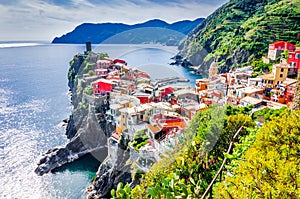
195, 79, 209, 92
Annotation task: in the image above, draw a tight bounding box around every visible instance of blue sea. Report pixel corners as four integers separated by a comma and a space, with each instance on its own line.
0, 42, 200, 198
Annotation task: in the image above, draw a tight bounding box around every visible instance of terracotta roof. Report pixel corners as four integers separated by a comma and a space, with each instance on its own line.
147, 124, 161, 133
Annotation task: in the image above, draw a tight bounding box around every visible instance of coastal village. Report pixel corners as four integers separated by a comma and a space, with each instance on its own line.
75, 40, 299, 178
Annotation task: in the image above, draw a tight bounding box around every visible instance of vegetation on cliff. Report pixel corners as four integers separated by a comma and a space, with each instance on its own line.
179, 0, 300, 73
215, 110, 300, 198
110, 103, 300, 198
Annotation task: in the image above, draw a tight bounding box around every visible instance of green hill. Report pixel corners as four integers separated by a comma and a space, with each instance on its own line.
178, 0, 300, 74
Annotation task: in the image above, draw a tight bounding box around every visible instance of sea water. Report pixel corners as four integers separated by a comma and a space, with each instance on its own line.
0, 43, 200, 199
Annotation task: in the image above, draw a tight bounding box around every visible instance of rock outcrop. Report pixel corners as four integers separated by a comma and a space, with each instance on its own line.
35, 52, 133, 198
87, 136, 132, 198
35, 54, 110, 175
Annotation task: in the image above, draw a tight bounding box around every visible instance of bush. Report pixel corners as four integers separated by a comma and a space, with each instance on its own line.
84, 86, 93, 95
88, 70, 95, 76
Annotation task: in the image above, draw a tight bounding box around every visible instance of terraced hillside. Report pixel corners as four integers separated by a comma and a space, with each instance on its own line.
179, 0, 300, 74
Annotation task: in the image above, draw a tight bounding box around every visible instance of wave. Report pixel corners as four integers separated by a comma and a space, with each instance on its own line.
0, 42, 43, 48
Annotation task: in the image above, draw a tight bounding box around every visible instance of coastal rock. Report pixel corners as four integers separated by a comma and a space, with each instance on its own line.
35, 53, 112, 175
89, 136, 132, 198
35, 105, 109, 176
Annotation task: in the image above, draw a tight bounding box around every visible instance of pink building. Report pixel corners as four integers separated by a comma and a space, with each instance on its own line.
268, 41, 295, 61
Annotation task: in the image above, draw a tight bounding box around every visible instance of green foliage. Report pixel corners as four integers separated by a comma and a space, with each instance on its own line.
88, 70, 95, 76
281, 49, 289, 60
121, 106, 256, 199
223, 128, 259, 172
225, 104, 253, 116
183, 0, 300, 68
131, 130, 149, 151
111, 105, 300, 199
111, 182, 131, 199
69, 59, 74, 67
251, 59, 272, 72
74, 75, 78, 84
253, 107, 287, 121
77, 85, 83, 95
97, 53, 109, 60
83, 62, 95, 73
84, 85, 93, 95
79, 101, 89, 109
215, 110, 300, 198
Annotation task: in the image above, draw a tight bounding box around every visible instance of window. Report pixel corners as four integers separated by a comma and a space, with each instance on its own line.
280, 74, 283, 78
281, 68, 284, 72
290, 62, 296, 67
296, 53, 300, 59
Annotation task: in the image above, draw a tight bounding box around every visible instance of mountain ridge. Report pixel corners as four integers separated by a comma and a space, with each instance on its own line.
52, 18, 204, 45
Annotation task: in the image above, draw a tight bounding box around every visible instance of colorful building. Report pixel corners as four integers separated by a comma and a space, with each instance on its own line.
268, 41, 295, 61
113, 59, 127, 65
195, 79, 209, 93
282, 78, 297, 104
133, 93, 152, 104
92, 79, 114, 95
96, 59, 112, 69
95, 69, 108, 78
288, 49, 300, 73
260, 62, 290, 87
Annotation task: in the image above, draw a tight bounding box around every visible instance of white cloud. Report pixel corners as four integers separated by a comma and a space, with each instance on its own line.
0, 0, 228, 41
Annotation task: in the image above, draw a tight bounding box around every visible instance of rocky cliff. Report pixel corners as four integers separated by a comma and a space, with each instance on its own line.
35, 54, 110, 176
178, 0, 300, 75
35, 52, 134, 198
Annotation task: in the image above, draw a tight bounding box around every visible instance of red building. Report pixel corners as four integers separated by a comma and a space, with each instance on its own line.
160, 86, 175, 98
288, 49, 300, 73
268, 41, 295, 61
133, 93, 152, 104
113, 59, 127, 65
92, 79, 114, 95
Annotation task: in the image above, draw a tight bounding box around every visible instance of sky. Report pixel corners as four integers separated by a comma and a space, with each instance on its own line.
0, 0, 228, 42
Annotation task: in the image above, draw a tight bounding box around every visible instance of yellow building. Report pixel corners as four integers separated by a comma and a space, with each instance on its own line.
261, 62, 289, 87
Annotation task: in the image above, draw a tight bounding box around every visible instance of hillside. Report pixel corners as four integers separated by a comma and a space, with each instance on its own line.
178, 0, 300, 74
52, 18, 204, 45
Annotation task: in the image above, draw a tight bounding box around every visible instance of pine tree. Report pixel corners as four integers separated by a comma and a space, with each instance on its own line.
291, 71, 300, 111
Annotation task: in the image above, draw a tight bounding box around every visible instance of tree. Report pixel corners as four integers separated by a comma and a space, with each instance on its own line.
215, 110, 300, 199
